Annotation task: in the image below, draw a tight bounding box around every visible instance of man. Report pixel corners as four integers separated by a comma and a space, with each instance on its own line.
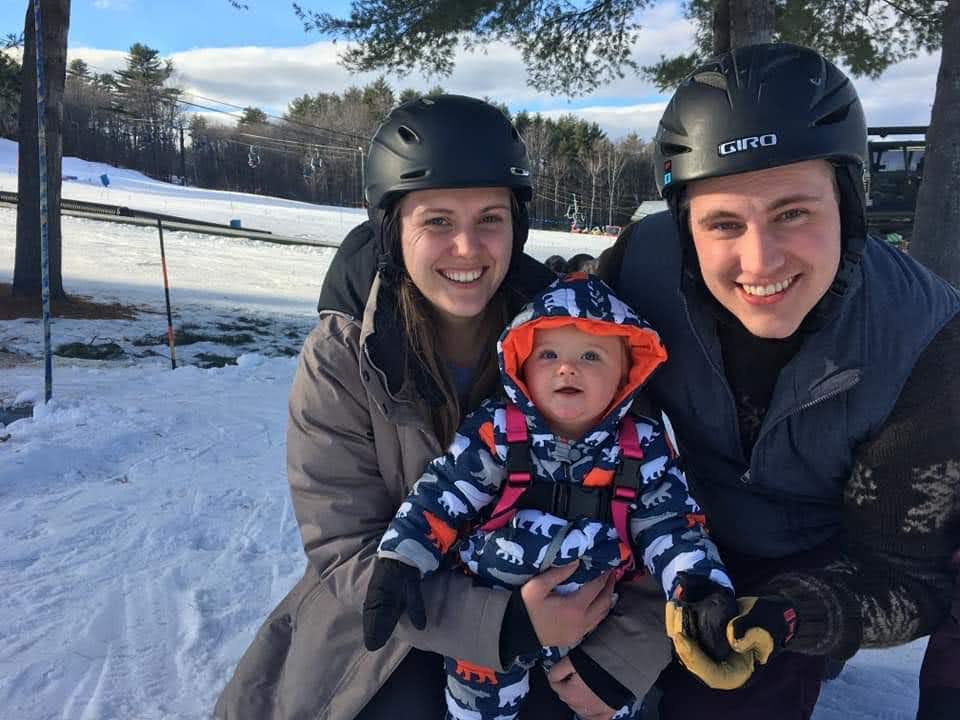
596, 43, 960, 719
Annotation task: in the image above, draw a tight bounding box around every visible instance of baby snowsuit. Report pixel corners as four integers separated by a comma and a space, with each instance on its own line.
376, 274, 733, 720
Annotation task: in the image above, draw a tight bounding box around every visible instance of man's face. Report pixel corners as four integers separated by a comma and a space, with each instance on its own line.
687, 160, 842, 338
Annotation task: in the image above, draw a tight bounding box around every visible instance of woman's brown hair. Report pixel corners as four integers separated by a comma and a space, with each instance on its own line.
384, 198, 517, 447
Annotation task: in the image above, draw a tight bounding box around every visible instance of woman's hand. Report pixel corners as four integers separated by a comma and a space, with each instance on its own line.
520, 561, 617, 648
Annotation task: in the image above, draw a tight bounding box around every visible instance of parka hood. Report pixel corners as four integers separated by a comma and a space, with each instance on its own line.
498, 273, 668, 437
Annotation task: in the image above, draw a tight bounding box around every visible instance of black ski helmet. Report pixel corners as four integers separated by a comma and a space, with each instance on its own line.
654, 43, 869, 248
364, 94, 533, 280
365, 94, 532, 210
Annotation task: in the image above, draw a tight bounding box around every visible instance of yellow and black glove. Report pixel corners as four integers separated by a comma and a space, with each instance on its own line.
671, 573, 739, 661
665, 601, 758, 690
726, 596, 798, 665
665, 574, 755, 690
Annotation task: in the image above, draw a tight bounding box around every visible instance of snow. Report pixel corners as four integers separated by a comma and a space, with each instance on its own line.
0, 142, 927, 719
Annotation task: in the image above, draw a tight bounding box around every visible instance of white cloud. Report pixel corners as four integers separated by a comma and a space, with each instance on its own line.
850, 52, 939, 128
64, 3, 939, 142
541, 102, 668, 142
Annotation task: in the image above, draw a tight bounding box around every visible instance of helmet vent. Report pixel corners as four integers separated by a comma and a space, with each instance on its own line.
400, 169, 428, 180
659, 142, 691, 158
814, 103, 851, 127
397, 125, 421, 144
509, 166, 530, 177
691, 71, 727, 91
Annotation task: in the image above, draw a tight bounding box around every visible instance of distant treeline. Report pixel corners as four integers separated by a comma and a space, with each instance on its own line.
0, 43, 658, 228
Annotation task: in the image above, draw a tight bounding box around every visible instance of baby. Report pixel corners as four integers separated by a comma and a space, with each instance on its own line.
364, 274, 735, 720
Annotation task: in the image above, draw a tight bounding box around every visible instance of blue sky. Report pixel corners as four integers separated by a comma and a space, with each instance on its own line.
0, 0, 940, 140
1, 1, 349, 52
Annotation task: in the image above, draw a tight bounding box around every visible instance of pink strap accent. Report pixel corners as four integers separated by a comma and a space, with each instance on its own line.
611, 496, 632, 567
479, 479, 529, 532
612, 416, 643, 570
505, 403, 528, 442
479, 403, 530, 532
618, 416, 644, 459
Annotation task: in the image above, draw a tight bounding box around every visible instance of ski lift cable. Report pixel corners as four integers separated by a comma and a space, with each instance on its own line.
75, 59, 370, 145
236, 131, 358, 155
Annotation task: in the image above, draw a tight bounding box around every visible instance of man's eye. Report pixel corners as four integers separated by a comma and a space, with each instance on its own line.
582, 351, 601, 362
778, 208, 808, 222
710, 221, 740, 233
480, 214, 505, 224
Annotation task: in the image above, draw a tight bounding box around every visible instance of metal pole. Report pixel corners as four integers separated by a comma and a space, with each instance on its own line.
179, 124, 187, 186
358, 147, 365, 206
34, 0, 52, 403
156, 219, 177, 370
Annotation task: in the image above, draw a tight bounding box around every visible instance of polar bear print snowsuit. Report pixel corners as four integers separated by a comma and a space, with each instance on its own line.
377, 275, 733, 720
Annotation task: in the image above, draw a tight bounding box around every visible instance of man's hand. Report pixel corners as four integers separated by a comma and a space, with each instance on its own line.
547, 657, 617, 720
521, 562, 616, 648
671, 573, 739, 662
362, 558, 426, 651
726, 596, 798, 664
665, 601, 758, 690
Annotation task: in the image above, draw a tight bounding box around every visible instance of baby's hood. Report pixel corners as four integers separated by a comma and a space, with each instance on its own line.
497, 272, 668, 435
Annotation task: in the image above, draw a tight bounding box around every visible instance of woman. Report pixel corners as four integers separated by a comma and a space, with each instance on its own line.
215, 95, 670, 720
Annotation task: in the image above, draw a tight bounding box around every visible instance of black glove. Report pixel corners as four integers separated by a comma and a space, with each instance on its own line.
727, 595, 798, 664
671, 573, 739, 662
362, 558, 426, 651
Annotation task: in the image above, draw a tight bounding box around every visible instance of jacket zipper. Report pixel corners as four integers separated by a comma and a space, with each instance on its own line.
742, 370, 862, 489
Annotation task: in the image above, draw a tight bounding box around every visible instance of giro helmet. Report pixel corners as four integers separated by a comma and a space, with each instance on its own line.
655, 44, 867, 226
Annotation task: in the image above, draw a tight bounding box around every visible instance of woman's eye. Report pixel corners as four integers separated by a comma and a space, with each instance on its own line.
426, 217, 449, 227
480, 214, 505, 224
538, 350, 557, 360
582, 351, 601, 362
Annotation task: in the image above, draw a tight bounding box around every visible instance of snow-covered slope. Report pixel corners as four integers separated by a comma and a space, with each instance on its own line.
0, 143, 927, 720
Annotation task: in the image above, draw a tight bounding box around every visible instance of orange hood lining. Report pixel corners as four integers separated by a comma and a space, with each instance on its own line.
501, 316, 668, 415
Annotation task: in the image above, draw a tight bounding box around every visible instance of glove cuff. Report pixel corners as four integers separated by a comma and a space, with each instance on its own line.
568, 647, 635, 711
761, 571, 862, 659
499, 591, 542, 666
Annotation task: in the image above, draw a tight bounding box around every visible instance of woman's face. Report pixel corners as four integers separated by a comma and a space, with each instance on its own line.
399, 187, 514, 326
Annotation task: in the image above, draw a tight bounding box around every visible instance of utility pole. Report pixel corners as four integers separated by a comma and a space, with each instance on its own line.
178, 123, 186, 186
358, 147, 365, 206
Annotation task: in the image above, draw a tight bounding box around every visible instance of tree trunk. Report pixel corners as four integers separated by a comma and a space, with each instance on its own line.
713, 0, 731, 53
910, 0, 960, 288
716, 0, 774, 52
14, 0, 70, 299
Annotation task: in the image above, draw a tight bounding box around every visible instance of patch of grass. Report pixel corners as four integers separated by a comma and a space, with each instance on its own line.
193, 352, 237, 368
132, 328, 256, 347
55, 341, 126, 360
0, 283, 148, 321
216, 332, 256, 346
215, 321, 268, 336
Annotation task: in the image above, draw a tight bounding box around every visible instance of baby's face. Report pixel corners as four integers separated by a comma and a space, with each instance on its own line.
521, 325, 627, 440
